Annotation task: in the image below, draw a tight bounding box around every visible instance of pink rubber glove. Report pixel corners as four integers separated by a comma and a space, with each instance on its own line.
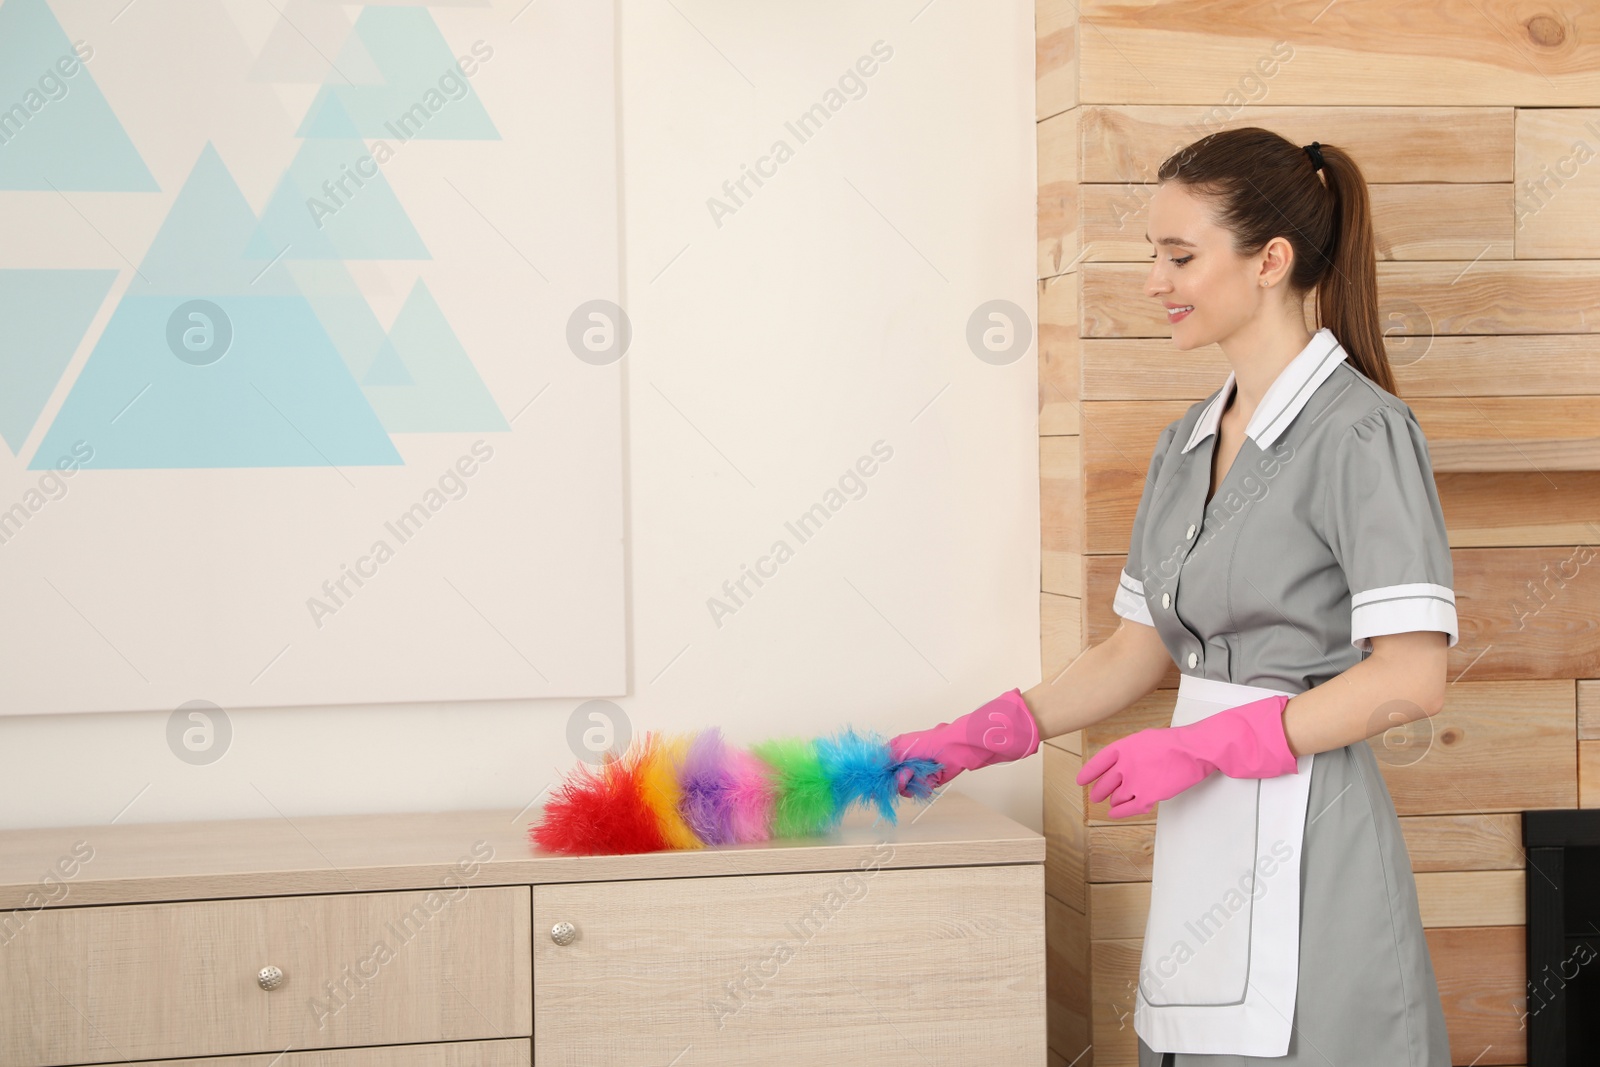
889, 689, 1041, 796
1074, 695, 1298, 819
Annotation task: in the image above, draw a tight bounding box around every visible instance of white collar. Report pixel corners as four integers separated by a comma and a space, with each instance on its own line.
1180, 327, 1347, 454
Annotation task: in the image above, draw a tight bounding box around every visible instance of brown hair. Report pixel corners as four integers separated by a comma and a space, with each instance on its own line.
1156, 127, 1395, 395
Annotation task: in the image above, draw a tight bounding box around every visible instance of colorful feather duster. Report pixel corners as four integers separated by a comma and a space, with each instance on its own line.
529, 726, 941, 856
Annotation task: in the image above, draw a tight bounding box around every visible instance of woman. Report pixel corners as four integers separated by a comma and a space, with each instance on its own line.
891, 127, 1457, 1066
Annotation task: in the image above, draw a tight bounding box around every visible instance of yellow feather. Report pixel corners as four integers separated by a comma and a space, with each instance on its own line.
636, 732, 703, 850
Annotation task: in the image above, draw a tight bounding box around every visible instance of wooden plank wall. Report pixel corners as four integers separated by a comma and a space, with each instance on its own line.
1036, 3, 1600, 1065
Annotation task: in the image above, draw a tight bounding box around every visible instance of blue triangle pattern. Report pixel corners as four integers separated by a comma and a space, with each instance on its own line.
297, 7, 499, 141
362, 338, 414, 386
286, 260, 389, 382
363, 279, 507, 432
0, 269, 116, 455
0, 0, 157, 191
245, 97, 430, 261
130, 143, 299, 297
29, 144, 402, 469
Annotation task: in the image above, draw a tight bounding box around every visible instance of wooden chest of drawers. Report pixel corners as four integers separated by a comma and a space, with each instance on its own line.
1, 886, 530, 1062
0, 793, 1044, 1066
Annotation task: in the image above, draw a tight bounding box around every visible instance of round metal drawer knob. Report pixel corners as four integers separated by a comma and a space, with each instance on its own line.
550, 921, 577, 946
257, 965, 284, 991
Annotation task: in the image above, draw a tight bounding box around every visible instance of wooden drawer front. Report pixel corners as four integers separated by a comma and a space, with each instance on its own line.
131, 1038, 529, 1066
534, 862, 1044, 1065
1, 886, 531, 1066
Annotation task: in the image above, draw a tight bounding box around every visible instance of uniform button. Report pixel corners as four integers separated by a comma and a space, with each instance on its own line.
1186, 523, 1197, 539
1161, 593, 1171, 609
1187, 652, 1198, 668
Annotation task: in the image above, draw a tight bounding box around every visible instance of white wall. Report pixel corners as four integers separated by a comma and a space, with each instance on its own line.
0, 0, 1042, 834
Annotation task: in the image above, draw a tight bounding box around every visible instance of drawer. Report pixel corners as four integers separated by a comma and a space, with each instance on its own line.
533, 861, 1044, 1064
0, 886, 531, 1066
116, 1038, 529, 1066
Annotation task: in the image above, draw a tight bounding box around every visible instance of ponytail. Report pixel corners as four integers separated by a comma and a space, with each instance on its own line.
1311, 143, 1393, 393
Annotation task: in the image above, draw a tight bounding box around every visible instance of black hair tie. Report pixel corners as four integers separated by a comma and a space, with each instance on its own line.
1303, 141, 1325, 172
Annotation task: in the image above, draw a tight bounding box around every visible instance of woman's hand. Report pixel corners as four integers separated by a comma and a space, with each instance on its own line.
888, 689, 1041, 795
1075, 695, 1298, 818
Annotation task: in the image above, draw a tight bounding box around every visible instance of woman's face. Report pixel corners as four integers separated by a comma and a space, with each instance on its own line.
1143, 181, 1272, 351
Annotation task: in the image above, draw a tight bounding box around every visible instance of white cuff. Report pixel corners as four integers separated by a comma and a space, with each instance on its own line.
1351, 582, 1459, 652
1114, 568, 1155, 627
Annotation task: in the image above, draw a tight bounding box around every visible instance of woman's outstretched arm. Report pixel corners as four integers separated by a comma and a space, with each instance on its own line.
1022, 618, 1174, 741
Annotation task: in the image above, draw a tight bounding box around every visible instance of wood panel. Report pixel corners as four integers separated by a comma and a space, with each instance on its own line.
1044, 742, 1086, 913
1082, 183, 1516, 262
1087, 812, 1526, 883
1081, 336, 1600, 400
1399, 814, 1527, 872
1088, 938, 1142, 1067
1087, 823, 1156, 883
1579, 679, 1600, 739
1038, 271, 1079, 434
1046, 892, 1090, 1063
1036, 28, 1086, 1065
1084, 551, 1600, 686
1041, 435, 1081, 597
1039, 108, 1082, 279
532, 865, 1045, 1064
1376, 254, 1600, 334
1035, 0, 1077, 121
1415, 870, 1526, 927
1435, 473, 1600, 549
1087, 882, 1144, 940
1078, 4, 1600, 107
0, 886, 532, 1066
1515, 108, 1600, 257
1078, 402, 1180, 564
1082, 395, 1600, 487
1373, 680, 1576, 814
1428, 925, 1528, 1066
1045, 725, 1083, 758
1411, 397, 1600, 471
1582, 738, 1600, 807
1084, 261, 1600, 339
1450, 551, 1600, 683
133, 1040, 529, 1067
1078, 105, 1513, 185
1041, 589, 1083, 685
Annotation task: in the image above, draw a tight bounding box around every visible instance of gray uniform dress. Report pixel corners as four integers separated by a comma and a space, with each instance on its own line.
1117, 328, 1458, 1067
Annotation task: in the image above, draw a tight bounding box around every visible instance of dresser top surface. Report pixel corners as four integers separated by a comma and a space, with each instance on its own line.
0, 791, 1042, 907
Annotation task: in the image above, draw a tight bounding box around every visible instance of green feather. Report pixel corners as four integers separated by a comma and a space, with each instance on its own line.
751, 737, 838, 838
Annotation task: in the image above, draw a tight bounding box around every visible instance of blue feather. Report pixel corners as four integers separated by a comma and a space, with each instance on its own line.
816, 727, 941, 823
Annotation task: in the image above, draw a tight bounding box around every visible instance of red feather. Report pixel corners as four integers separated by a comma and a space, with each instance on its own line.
529, 748, 670, 856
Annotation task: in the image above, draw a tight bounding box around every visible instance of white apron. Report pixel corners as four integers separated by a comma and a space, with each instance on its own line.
1133, 674, 1317, 1057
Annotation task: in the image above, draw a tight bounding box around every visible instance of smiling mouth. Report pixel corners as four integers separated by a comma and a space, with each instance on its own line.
1166, 305, 1194, 319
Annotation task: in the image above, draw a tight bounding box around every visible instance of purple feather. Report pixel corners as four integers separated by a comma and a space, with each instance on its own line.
678, 728, 737, 845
